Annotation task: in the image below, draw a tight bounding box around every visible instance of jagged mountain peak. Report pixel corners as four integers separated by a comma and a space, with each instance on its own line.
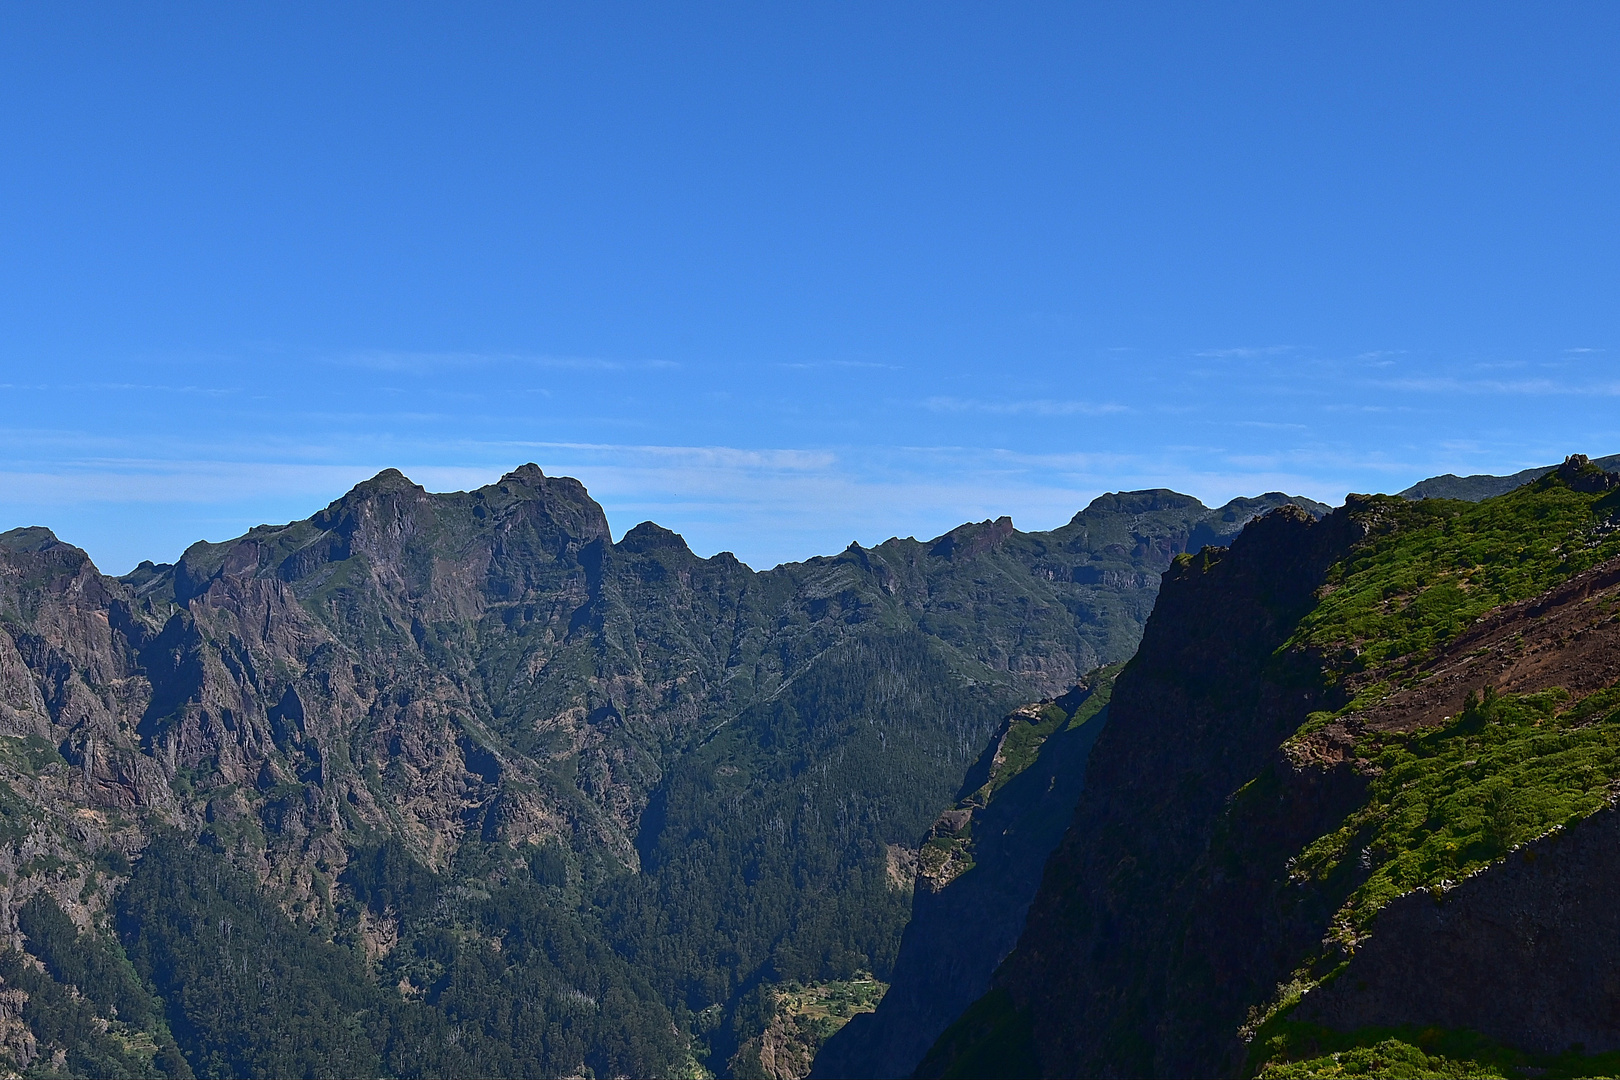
929, 517, 1014, 561
472, 469, 610, 540
497, 461, 546, 485
351, 467, 424, 496
1213, 490, 1331, 522
1551, 452, 1620, 493
309, 468, 431, 532
155, 465, 615, 610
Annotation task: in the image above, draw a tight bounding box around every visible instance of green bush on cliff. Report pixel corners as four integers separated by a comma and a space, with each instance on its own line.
1255, 1019, 1620, 1079
1269, 470, 1620, 938
1235, 468, 1620, 1080
1291, 479, 1620, 706
986, 673, 1115, 799
1294, 686, 1620, 936
1260, 1038, 1501, 1079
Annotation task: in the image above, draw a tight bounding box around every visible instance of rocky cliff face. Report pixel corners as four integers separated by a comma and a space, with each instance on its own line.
924, 456, 1620, 1079
1294, 801, 1620, 1057
0, 465, 1321, 1076
0, 472, 1318, 897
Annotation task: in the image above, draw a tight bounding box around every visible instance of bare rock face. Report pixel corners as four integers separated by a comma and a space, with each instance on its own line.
1296, 803, 1620, 1055
0, 467, 646, 937
0, 985, 34, 1067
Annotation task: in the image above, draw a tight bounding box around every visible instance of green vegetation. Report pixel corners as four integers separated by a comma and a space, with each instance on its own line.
1294, 686, 1620, 938
74, 632, 1021, 1079
1254, 1020, 1620, 1079
726, 976, 886, 1080
1263, 469, 1620, 942
4, 892, 188, 1077
118, 834, 407, 1079
20, 893, 163, 1035
0, 777, 37, 846
1241, 466, 1620, 1071
0, 947, 179, 1079
1292, 477, 1620, 711
919, 668, 1117, 886
975, 668, 1115, 804
777, 975, 886, 1025
612, 631, 1007, 1067
0, 734, 67, 775
117, 834, 683, 1079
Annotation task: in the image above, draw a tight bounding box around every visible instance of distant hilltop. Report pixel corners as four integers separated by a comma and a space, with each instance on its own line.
1399, 452, 1620, 501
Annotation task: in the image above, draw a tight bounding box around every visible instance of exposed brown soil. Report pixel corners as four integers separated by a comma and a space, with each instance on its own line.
1359, 552, 1620, 733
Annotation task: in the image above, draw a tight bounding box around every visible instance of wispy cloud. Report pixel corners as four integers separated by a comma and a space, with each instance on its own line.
502, 441, 837, 471
0, 382, 239, 395
1373, 376, 1620, 396
1193, 345, 1296, 358
338, 350, 678, 374
0, 461, 392, 506
775, 360, 902, 371
923, 397, 1128, 417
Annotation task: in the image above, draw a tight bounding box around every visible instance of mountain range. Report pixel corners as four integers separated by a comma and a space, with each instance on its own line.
0, 464, 1318, 1078
0, 454, 1612, 1079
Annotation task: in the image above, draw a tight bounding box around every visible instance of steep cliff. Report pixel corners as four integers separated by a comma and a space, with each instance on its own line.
924, 455, 1620, 1079
1291, 802, 1620, 1058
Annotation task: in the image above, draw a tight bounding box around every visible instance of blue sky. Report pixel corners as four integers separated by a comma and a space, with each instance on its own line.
3, 4, 1620, 573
